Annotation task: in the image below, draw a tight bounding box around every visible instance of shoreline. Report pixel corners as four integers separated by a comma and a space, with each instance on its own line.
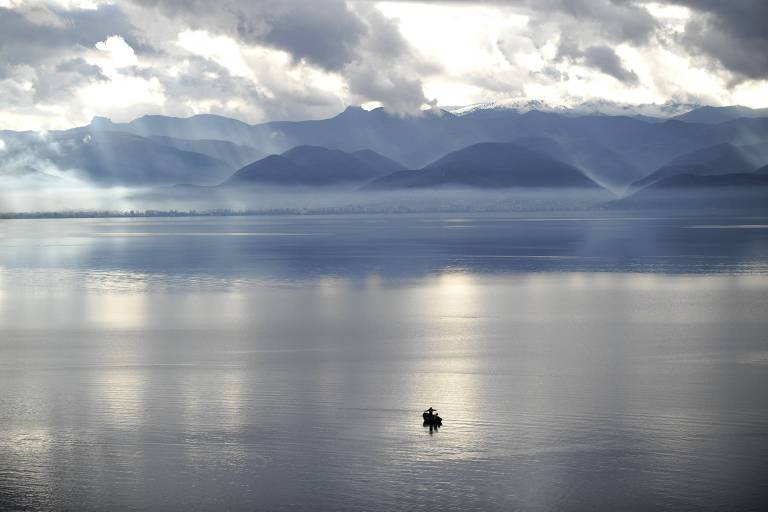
2, 206, 768, 220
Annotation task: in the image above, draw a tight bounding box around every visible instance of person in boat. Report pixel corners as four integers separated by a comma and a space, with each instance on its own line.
425, 407, 437, 418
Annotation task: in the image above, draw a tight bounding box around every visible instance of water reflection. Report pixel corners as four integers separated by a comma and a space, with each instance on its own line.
1, 215, 768, 510
93, 368, 146, 427
1, 214, 767, 285
88, 292, 148, 330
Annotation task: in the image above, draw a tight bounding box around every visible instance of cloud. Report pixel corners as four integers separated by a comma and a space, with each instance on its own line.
55, 58, 107, 81
382, 0, 766, 83
129, 0, 435, 114
0, 3, 145, 122
343, 2, 436, 113
0, 4, 140, 66
672, 0, 768, 80
94, 35, 139, 68
543, 0, 658, 44
132, 0, 377, 70
130, 0, 370, 70
257, 1, 368, 70
557, 40, 639, 83
0, 0, 767, 131
378, 0, 658, 44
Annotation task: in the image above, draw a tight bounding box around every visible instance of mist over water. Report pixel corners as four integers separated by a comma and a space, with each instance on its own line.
2, 213, 768, 511
0, 175, 614, 215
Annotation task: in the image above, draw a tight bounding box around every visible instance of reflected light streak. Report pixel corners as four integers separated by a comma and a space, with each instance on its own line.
87, 291, 148, 330
403, 270, 487, 452
0, 267, 5, 322
6, 427, 54, 457
216, 372, 246, 432
429, 271, 480, 319
95, 369, 146, 428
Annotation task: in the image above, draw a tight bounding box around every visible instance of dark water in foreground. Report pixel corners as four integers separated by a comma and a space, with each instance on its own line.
1, 213, 768, 511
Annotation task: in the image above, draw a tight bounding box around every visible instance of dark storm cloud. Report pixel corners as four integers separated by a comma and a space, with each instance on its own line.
381, 0, 767, 81
558, 40, 638, 83
132, 0, 369, 71
673, 0, 766, 43
344, 3, 438, 113
1, 0, 765, 129
157, 57, 268, 114
581, 46, 638, 84
0, 4, 142, 106
0, 4, 140, 66
56, 58, 108, 81
32, 59, 110, 103
156, 55, 344, 121
252, 1, 368, 70
131, 0, 434, 112
541, 0, 658, 44
670, 0, 768, 80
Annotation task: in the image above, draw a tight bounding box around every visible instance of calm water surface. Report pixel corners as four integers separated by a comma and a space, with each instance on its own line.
1, 213, 768, 511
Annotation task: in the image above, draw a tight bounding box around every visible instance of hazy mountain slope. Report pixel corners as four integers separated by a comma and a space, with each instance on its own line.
673, 106, 768, 124
84, 107, 768, 179
712, 118, 768, 147
224, 145, 391, 186
643, 173, 768, 188
0, 129, 234, 186
737, 142, 768, 168
630, 143, 757, 191
62, 131, 235, 185
459, 111, 737, 175
506, 136, 569, 161
250, 107, 474, 168
91, 114, 257, 147
6, 106, 768, 190
224, 155, 310, 185
88, 107, 470, 168
509, 135, 644, 191
351, 149, 406, 174
606, 173, 768, 210
365, 142, 602, 190
149, 136, 266, 169
281, 145, 387, 179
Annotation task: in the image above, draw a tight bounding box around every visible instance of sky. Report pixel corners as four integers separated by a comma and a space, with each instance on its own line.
0, 0, 766, 130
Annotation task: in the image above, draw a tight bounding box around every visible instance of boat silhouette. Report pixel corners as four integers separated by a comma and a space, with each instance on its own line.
422, 407, 442, 426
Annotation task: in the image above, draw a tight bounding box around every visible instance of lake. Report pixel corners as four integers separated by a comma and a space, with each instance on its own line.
1, 213, 768, 511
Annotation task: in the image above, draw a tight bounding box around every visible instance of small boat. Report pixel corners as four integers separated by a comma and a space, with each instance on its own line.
422, 407, 442, 425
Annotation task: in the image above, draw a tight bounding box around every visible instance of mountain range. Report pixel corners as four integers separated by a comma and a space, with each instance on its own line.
0, 128, 234, 185
629, 142, 760, 191
2, 103, 768, 210
224, 146, 401, 186
672, 106, 768, 124
364, 142, 601, 190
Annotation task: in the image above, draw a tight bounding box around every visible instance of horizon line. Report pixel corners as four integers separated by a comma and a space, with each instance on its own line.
2, 102, 766, 133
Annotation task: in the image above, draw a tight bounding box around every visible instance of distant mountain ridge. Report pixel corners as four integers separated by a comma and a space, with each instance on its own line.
81, 105, 768, 175
225, 145, 398, 186
629, 142, 763, 191
445, 99, 701, 119
148, 136, 266, 169
606, 172, 768, 210
0, 128, 234, 186
365, 142, 602, 190
672, 106, 768, 124
508, 135, 644, 192
3, 104, 768, 193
